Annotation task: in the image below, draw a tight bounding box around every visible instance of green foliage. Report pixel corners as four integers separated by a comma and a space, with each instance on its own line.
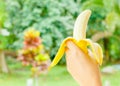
109, 28, 120, 60
103, 0, 120, 61
0, 35, 7, 49
5, 0, 81, 61
0, 29, 10, 49
2, 0, 120, 63
0, 0, 7, 27
81, 0, 107, 33
82, 0, 120, 62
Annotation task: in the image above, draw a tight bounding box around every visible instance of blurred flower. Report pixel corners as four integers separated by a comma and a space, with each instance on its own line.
18, 28, 50, 75
24, 28, 42, 49
24, 28, 40, 39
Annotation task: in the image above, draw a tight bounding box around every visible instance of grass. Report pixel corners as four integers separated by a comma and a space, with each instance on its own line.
0, 66, 79, 86
0, 66, 120, 86
102, 72, 120, 86
0, 58, 120, 86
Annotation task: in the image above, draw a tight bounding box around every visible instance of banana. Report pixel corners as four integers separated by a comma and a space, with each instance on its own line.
49, 10, 103, 70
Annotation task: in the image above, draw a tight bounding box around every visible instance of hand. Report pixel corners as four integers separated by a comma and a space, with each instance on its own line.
66, 41, 102, 86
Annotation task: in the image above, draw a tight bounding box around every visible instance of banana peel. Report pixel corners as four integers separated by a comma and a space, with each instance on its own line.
49, 10, 103, 70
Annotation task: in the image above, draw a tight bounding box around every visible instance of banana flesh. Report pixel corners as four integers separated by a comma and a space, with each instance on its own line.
49, 10, 103, 70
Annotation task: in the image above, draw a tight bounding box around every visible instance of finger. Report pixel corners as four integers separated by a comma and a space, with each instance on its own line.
88, 49, 98, 65
66, 41, 78, 51
65, 44, 75, 68
65, 41, 77, 60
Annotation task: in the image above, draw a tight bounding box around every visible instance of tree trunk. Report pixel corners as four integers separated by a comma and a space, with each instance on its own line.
92, 31, 112, 42
103, 38, 110, 62
0, 50, 9, 73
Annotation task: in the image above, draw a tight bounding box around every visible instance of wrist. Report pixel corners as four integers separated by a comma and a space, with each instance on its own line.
80, 70, 102, 86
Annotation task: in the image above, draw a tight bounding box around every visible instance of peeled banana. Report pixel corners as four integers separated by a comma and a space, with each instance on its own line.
49, 10, 103, 70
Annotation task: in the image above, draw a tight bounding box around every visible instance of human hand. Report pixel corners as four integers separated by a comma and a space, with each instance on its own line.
66, 41, 102, 86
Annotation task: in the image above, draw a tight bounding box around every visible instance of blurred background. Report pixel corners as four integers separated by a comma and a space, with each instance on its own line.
0, 0, 120, 86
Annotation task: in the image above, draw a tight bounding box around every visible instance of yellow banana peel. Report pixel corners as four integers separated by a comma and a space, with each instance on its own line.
49, 10, 103, 70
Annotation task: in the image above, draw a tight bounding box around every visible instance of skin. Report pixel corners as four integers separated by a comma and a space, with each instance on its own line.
66, 41, 102, 86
